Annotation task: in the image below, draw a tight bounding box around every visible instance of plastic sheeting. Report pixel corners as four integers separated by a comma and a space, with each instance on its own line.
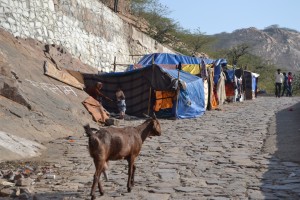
136, 53, 214, 73
162, 68, 205, 119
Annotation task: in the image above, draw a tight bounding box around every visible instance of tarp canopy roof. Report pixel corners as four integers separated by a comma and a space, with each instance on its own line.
127, 53, 215, 74
138, 53, 214, 66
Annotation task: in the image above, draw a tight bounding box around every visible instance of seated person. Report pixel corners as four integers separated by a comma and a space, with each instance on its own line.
86, 82, 112, 104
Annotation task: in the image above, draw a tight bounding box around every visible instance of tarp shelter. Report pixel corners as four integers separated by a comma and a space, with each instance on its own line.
83, 64, 205, 119
129, 53, 214, 75
129, 53, 227, 109
243, 70, 259, 100
234, 69, 259, 100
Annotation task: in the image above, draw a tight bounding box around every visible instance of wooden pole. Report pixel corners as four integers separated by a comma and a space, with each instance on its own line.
147, 55, 155, 115
175, 67, 180, 119
113, 56, 116, 72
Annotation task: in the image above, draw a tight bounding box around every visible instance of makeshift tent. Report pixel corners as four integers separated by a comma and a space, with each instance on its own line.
243, 70, 259, 100
83, 64, 205, 119
234, 68, 259, 100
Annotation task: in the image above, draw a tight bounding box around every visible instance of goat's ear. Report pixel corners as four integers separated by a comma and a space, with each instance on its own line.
143, 113, 150, 118
84, 124, 90, 130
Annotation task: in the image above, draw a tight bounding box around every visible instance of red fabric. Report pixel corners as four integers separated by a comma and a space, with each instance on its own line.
225, 83, 235, 96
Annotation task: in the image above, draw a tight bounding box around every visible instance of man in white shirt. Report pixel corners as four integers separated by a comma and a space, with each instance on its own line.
275, 69, 284, 98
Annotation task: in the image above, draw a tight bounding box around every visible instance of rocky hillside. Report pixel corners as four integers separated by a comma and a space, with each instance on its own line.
211, 27, 300, 71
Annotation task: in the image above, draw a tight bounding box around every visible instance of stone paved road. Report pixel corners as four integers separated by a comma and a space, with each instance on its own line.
1, 96, 300, 200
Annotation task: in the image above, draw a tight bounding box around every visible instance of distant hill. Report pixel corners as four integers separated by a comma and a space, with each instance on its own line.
210, 27, 300, 71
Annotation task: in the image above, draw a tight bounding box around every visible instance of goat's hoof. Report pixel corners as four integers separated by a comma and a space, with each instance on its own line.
127, 187, 132, 192
91, 195, 96, 200
100, 191, 104, 196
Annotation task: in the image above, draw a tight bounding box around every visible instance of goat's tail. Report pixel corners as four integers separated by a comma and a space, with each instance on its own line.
83, 124, 93, 137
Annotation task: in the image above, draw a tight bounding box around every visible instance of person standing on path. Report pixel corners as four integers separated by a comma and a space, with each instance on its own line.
287, 72, 293, 96
275, 69, 284, 98
115, 86, 126, 119
281, 72, 288, 96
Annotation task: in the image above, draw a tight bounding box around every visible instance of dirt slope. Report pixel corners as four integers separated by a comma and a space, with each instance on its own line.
0, 29, 98, 161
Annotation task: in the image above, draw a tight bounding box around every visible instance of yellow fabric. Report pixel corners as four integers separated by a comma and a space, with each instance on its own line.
154, 91, 175, 111
182, 64, 201, 75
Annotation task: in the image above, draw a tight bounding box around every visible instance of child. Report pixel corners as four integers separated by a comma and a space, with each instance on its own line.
116, 87, 126, 119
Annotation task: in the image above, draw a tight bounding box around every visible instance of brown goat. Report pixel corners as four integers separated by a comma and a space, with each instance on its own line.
84, 116, 161, 199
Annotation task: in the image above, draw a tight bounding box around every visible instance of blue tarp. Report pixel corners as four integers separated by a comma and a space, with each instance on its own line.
137, 53, 215, 66
135, 53, 227, 88
162, 68, 205, 119
252, 74, 257, 91
225, 68, 236, 83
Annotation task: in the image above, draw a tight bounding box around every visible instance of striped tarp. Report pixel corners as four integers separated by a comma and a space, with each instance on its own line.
83, 65, 175, 116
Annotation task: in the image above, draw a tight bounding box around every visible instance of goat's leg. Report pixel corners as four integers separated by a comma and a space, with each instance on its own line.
127, 157, 135, 192
102, 161, 109, 181
131, 164, 136, 186
97, 165, 105, 196
91, 158, 104, 199
102, 171, 108, 181
91, 171, 100, 199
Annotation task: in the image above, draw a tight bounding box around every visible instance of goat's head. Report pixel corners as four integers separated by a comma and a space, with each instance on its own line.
150, 114, 161, 136
142, 113, 161, 137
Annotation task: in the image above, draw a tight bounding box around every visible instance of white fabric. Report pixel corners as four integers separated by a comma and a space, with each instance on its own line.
217, 72, 227, 105
275, 72, 284, 83
203, 79, 208, 109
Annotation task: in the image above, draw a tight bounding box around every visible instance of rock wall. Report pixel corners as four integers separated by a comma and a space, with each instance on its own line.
0, 0, 173, 72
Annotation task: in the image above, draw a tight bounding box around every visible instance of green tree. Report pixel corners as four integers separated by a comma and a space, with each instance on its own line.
130, 0, 178, 43
177, 28, 216, 55
142, 12, 179, 43
226, 43, 250, 66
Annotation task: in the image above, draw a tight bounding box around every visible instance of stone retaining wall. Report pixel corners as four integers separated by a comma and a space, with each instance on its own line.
0, 0, 173, 72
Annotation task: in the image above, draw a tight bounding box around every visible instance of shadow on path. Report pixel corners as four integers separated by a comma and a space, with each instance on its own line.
262, 101, 300, 199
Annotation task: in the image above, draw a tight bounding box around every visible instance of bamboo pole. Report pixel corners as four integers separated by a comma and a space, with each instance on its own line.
175, 66, 180, 119
113, 56, 116, 72
147, 55, 155, 115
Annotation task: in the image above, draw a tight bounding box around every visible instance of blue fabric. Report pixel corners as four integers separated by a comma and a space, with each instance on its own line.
213, 58, 227, 85
213, 64, 221, 85
252, 75, 256, 91
137, 53, 214, 66
162, 68, 205, 119
226, 69, 235, 82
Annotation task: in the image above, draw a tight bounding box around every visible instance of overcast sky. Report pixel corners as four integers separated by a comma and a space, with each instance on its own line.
158, 0, 300, 35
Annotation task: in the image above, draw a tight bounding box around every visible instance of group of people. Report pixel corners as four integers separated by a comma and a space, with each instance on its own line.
86, 82, 126, 119
275, 69, 293, 98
